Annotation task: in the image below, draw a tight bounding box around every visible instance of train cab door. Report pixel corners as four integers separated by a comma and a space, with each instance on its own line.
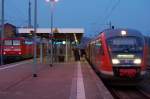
95, 38, 104, 71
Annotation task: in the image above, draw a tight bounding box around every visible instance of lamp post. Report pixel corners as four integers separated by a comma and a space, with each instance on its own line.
46, 0, 58, 67
33, 0, 37, 77
0, 0, 4, 65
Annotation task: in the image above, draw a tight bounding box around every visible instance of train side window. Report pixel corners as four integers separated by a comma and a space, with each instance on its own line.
4, 40, 12, 45
13, 40, 21, 45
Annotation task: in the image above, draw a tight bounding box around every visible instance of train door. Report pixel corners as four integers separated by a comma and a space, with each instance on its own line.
95, 38, 104, 71
91, 42, 95, 64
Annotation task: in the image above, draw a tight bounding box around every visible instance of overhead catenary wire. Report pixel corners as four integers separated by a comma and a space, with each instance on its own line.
88, 0, 120, 37
90, 0, 120, 34
90, 0, 114, 33
101, 0, 120, 25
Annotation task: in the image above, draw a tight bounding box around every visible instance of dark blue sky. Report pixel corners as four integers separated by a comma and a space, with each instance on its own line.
3, 0, 150, 37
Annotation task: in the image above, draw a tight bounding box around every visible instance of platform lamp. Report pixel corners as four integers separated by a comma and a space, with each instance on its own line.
46, 0, 59, 67
33, 0, 38, 77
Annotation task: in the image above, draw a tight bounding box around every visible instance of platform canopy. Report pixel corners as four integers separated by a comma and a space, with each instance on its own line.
17, 28, 84, 42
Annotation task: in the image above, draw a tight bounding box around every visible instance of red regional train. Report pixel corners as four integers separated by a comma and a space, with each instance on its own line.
2, 37, 34, 61
86, 28, 148, 85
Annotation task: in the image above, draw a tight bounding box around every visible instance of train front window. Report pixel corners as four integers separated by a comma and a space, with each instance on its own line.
107, 37, 144, 53
13, 40, 20, 45
4, 40, 12, 45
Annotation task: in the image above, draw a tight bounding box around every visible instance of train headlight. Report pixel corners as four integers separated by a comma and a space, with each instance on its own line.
133, 59, 141, 64
3, 52, 6, 55
112, 59, 120, 64
19, 52, 22, 55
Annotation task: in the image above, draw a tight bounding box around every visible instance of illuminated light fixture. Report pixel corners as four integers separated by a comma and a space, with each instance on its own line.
133, 59, 141, 64
29, 33, 32, 36
75, 39, 78, 43
25, 41, 33, 44
121, 30, 127, 36
112, 59, 120, 64
117, 54, 134, 59
62, 41, 66, 44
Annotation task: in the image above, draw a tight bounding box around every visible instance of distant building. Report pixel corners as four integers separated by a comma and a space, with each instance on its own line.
0, 23, 17, 38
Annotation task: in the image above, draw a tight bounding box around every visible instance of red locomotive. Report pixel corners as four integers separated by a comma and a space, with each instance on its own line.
86, 28, 147, 85
2, 37, 34, 60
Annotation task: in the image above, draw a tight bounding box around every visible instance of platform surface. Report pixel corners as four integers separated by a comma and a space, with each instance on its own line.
0, 59, 113, 99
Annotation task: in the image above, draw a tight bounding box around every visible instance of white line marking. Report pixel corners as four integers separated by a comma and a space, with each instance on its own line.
0, 61, 30, 71
77, 61, 86, 99
69, 64, 77, 99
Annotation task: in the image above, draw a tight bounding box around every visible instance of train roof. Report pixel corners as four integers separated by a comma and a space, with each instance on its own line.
102, 28, 144, 39
88, 28, 144, 45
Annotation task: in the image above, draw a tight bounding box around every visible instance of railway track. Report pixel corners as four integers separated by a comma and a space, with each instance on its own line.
108, 86, 150, 99
88, 59, 150, 99
104, 68, 150, 99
